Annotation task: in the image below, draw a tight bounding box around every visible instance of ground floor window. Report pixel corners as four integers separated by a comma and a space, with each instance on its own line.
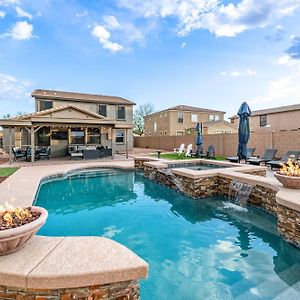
70, 128, 85, 144
116, 130, 125, 143
37, 127, 50, 146
87, 128, 101, 144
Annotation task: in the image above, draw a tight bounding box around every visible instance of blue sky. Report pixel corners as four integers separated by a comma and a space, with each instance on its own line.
1, 0, 300, 119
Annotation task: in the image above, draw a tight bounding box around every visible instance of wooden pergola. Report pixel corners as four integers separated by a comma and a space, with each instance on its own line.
0, 105, 133, 163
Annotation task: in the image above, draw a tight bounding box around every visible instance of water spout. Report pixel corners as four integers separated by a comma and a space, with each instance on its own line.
229, 180, 253, 206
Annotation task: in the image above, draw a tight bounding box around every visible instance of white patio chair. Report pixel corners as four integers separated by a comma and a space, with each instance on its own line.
185, 144, 193, 157
174, 143, 185, 154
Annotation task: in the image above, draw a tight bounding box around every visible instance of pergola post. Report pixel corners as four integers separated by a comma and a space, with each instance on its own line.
111, 127, 115, 159
9, 127, 12, 164
125, 128, 128, 159
30, 126, 35, 162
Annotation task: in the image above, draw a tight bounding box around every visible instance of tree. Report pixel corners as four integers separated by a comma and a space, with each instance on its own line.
2, 113, 12, 119
134, 103, 155, 136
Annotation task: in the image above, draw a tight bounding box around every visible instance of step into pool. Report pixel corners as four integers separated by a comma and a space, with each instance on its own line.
35, 168, 300, 300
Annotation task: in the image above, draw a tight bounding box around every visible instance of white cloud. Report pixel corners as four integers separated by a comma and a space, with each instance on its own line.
0, 10, 5, 17
221, 69, 256, 77
0, 0, 19, 6
91, 24, 124, 52
75, 10, 88, 18
181, 42, 186, 48
16, 6, 33, 20
0, 73, 32, 102
118, 0, 300, 37
103, 15, 121, 29
8, 21, 35, 40
250, 56, 300, 105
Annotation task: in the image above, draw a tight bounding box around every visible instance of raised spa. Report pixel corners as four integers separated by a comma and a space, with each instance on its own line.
35, 168, 300, 299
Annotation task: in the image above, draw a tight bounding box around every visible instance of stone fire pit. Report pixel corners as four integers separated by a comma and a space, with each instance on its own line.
274, 159, 300, 189
0, 206, 48, 255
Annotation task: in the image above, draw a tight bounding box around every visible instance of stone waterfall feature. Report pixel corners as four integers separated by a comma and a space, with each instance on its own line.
229, 181, 253, 206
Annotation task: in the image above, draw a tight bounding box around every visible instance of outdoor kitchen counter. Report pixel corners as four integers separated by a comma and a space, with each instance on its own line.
0, 235, 148, 289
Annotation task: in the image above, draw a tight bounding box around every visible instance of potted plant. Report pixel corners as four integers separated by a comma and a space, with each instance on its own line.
0, 206, 48, 255
274, 158, 300, 189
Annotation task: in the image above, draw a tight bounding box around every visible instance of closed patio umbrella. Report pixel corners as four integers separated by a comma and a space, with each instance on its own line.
237, 102, 252, 162
195, 122, 203, 157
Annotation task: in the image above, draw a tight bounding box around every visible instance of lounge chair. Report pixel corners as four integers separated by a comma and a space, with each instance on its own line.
185, 144, 193, 157
246, 148, 277, 165
226, 147, 256, 163
206, 145, 215, 159
266, 150, 300, 169
173, 143, 185, 155
38, 146, 51, 160
12, 147, 26, 161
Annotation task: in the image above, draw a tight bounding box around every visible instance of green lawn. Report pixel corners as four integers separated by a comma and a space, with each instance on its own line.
153, 153, 226, 161
0, 167, 19, 177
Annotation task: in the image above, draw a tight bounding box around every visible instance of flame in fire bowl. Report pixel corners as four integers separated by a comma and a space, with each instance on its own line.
0, 206, 48, 256
275, 158, 300, 189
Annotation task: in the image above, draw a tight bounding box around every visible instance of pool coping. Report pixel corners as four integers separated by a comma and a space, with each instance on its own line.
0, 160, 148, 290
141, 157, 300, 212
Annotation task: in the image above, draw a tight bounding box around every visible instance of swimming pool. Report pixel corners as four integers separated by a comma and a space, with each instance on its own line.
35, 169, 300, 299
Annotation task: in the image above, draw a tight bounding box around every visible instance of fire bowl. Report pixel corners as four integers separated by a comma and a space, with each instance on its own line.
0, 206, 48, 256
274, 172, 300, 189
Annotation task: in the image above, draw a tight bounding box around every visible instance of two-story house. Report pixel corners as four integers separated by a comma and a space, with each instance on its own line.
229, 103, 300, 132
0, 89, 135, 160
144, 105, 236, 136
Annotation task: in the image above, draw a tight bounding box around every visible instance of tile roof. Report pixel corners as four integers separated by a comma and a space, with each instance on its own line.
229, 103, 300, 119
147, 104, 225, 117
32, 89, 135, 105
12, 105, 106, 120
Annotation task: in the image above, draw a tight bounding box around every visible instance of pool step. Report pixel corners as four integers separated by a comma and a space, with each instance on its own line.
67, 168, 127, 179
234, 264, 300, 299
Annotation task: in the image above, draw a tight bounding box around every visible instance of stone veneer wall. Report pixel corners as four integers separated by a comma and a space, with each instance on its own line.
218, 177, 277, 216
0, 280, 140, 300
277, 204, 300, 248
143, 164, 300, 248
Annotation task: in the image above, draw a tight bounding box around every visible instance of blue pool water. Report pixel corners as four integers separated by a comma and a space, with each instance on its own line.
35, 169, 300, 300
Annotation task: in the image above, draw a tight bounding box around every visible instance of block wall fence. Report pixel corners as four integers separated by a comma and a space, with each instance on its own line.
134, 131, 300, 157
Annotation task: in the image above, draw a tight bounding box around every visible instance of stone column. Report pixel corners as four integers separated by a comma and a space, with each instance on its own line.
31, 126, 35, 162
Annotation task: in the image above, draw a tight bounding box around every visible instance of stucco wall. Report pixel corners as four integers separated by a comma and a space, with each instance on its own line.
134, 130, 300, 157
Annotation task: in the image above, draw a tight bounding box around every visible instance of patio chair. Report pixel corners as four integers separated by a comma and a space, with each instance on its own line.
266, 150, 300, 169
12, 147, 26, 161
38, 146, 51, 160
25, 147, 40, 161
206, 145, 215, 159
185, 144, 193, 157
246, 148, 278, 165
226, 147, 256, 163
173, 143, 185, 155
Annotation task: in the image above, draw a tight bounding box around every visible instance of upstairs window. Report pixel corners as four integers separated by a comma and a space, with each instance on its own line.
209, 114, 220, 122
39, 100, 53, 111
191, 114, 198, 122
260, 115, 267, 127
99, 105, 107, 117
178, 113, 184, 123
117, 106, 126, 120
154, 122, 157, 132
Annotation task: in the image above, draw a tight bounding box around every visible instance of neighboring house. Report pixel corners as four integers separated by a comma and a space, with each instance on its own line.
229, 103, 300, 132
0, 89, 135, 158
202, 120, 237, 134
144, 105, 228, 136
